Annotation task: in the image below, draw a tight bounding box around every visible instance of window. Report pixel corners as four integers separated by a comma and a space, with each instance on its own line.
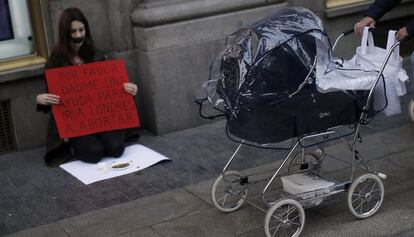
0, 0, 14, 41
326, 0, 372, 8
0, 0, 33, 60
0, 0, 48, 72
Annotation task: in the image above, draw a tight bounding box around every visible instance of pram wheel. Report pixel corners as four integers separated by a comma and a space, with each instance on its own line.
409, 99, 414, 122
347, 173, 384, 219
288, 150, 323, 174
264, 199, 305, 237
211, 170, 248, 212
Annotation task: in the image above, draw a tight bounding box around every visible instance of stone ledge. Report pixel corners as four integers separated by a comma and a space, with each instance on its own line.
131, 0, 284, 27
133, 3, 288, 51
0, 65, 44, 83
325, 0, 414, 18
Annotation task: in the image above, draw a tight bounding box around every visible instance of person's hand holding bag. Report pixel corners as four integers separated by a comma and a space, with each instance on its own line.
396, 27, 409, 41
354, 16, 376, 36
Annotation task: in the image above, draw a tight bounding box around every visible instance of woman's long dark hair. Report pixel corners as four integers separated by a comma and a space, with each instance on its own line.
53, 8, 95, 64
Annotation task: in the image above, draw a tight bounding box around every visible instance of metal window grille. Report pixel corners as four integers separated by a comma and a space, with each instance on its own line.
0, 100, 17, 155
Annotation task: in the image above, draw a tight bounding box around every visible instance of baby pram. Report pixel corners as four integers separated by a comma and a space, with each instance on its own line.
196, 7, 408, 237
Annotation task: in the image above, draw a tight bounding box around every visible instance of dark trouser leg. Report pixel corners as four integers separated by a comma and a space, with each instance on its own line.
69, 135, 104, 163
96, 130, 125, 157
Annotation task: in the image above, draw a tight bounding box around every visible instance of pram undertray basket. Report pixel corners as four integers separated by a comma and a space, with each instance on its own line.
206, 7, 373, 144
281, 173, 335, 205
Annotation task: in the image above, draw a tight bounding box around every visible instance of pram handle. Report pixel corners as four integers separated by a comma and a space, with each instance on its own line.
342, 29, 354, 36
332, 29, 355, 51
333, 28, 410, 55
195, 97, 226, 120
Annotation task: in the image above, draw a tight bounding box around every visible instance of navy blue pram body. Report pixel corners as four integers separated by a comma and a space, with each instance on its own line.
207, 7, 369, 144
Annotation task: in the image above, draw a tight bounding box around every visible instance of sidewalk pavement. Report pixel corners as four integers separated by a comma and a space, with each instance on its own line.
2, 103, 414, 236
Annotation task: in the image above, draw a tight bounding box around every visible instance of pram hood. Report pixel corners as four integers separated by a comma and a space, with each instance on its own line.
207, 7, 331, 113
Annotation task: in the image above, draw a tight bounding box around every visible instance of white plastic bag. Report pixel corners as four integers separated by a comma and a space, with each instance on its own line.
315, 32, 380, 93
316, 58, 378, 92
355, 27, 409, 116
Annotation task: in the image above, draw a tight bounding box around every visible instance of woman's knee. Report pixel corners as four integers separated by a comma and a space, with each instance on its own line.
76, 144, 104, 163
105, 142, 125, 158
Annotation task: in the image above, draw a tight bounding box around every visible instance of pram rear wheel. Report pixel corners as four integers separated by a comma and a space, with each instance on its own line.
288, 150, 322, 174
211, 170, 248, 213
347, 173, 384, 219
264, 199, 305, 237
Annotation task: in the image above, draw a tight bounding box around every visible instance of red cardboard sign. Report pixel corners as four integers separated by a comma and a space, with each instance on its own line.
45, 59, 140, 138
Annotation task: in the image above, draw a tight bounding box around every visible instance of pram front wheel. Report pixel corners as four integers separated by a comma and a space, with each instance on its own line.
347, 173, 384, 219
264, 199, 305, 237
288, 150, 323, 174
211, 170, 248, 213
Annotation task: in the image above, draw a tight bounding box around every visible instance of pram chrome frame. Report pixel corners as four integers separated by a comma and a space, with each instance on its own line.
204, 31, 408, 237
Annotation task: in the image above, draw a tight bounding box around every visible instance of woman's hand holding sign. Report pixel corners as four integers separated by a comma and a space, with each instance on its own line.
36, 93, 61, 105
123, 82, 138, 96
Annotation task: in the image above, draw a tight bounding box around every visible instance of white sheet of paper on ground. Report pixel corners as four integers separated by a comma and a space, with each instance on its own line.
60, 144, 170, 185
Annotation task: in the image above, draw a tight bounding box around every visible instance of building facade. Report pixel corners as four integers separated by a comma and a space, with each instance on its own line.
0, 0, 413, 154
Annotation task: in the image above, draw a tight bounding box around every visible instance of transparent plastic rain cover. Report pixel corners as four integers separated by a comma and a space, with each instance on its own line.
205, 7, 370, 144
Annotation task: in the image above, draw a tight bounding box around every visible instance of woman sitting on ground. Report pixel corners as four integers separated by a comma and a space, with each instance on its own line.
36, 7, 139, 165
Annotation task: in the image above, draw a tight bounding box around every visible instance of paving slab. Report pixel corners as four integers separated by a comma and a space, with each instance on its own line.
322, 124, 414, 164
233, 209, 325, 237
152, 205, 265, 237
235, 228, 265, 237
113, 227, 162, 237
4, 223, 68, 237
368, 154, 414, 184
184, 179, 216, 207
391, 228, 414, 237
301, 200, 414, 237
389, 186, 414, 209
385, 178, 414, 198
57, 189, 209, 237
